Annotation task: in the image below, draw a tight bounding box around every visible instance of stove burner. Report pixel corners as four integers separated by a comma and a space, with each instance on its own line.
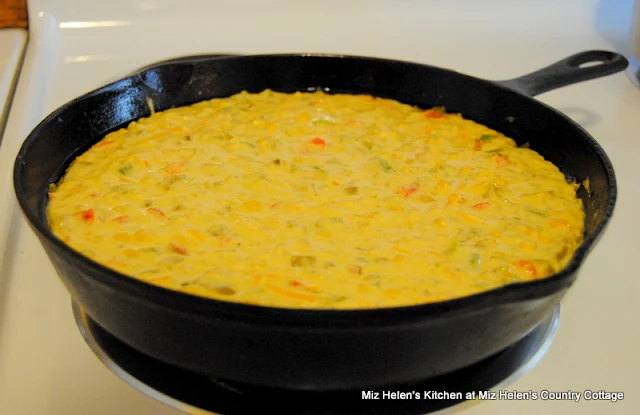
73, 303, 559, 415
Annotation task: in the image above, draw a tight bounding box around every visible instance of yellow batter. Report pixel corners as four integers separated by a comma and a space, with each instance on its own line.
47, 90, 584, 309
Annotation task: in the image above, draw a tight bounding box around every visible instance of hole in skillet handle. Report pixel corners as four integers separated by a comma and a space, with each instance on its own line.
495, 50, 629, 97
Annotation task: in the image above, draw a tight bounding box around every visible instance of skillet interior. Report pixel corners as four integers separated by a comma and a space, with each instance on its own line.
25, 54, 615, 243
13, 54, 617, 389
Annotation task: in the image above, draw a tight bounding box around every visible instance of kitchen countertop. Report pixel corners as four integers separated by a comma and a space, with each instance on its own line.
0, 1, 638, 414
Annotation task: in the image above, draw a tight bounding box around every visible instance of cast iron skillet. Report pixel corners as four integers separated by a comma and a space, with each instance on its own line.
13, 51, 626, 391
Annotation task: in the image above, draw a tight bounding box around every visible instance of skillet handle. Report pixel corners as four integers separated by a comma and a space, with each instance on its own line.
495, 50, 628, 97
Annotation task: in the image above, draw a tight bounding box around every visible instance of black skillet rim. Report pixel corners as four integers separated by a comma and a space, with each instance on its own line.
13, 53, 617, 326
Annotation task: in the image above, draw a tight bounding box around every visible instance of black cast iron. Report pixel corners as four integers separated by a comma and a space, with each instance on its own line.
13, 51, 626, 390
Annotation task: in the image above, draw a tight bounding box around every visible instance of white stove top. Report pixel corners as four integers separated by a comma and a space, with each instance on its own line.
0, 28, 26, 249
1, 0, 639, 414
0, 29, 25, 139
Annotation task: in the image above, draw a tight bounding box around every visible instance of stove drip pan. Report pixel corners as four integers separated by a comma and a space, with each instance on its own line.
73, 302, 559, 415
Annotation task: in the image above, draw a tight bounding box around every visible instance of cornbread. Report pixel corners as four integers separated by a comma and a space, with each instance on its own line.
47, 90, 584, 309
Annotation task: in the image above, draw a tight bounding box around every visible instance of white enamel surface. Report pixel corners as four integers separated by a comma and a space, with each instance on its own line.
0, 0, 639, 414
0, 30, 25, 136
0, 29, 26, 263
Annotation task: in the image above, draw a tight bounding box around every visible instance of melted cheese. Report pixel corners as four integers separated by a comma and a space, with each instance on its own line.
47, 90, 584, 309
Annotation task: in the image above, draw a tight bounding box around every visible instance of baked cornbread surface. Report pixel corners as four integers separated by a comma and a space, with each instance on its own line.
47, 90, 584, 309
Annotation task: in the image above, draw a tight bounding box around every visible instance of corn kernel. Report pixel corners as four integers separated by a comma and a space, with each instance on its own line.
384, 288, 402, 298
433, 218, 447, 229
134, 229, 154, 242
393, 254, 406, 263
358, 284, 372, 293
123, 248, 139, 258
243, 200, 262, 212
461, 213, 482, 225
447, 193, 463, 206
549, 219, 571, 228
112, 232, 131, 242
